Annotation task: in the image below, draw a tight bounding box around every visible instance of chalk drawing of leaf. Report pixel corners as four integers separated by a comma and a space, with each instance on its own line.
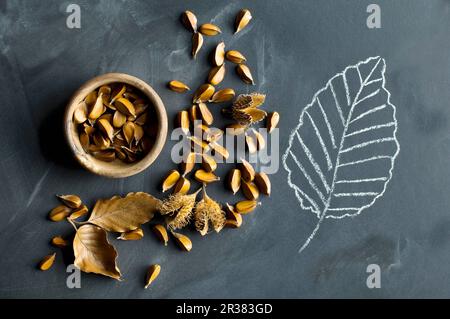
282, 56, 400, 253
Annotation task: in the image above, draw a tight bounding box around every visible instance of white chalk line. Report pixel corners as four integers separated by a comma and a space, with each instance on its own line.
305, 110, 333, 170
288, 150, 327, 206
340, 137, 396, 154
282, 56, 400, 251
335, 177, 388, 184
349, 104, 386, 124
295, 131, 331, 192
333, 192, 379, 197
345, 122, 395, 137
317, 98, 337, 149
337, 155, 392, 168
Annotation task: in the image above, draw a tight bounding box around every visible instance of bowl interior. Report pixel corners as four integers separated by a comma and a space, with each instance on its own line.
65, 73, 168, 178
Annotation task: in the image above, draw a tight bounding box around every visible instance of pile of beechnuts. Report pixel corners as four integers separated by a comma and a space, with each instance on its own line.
38, 9, 279, 288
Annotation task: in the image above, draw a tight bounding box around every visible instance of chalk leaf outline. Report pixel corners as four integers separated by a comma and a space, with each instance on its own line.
282, 56, 400, 252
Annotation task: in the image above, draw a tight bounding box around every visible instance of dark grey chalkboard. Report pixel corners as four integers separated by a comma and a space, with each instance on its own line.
1, 0, 450, 298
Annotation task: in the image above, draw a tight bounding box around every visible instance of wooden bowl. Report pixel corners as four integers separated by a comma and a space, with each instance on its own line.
64, 73, 168, 178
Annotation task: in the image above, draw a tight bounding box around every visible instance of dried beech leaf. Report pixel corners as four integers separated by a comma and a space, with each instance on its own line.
87, 192, 159, 232
235, 9, 252, 34
145, 264, 161, 288
73, 224, 122, 280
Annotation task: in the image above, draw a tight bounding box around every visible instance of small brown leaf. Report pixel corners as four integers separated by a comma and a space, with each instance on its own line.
168, 80, 190, 93
192, 32, 203, 58
73, 224, 122, 280
145, 264, 161, 288
38, 253, 56, 271
213, 42, 225, 66
181, 10, 197, 32
153, 224, 169, 246
87, 192, 159, 232
236, 64, 255, 85
199, 23, 221, 36
235, 9, 252, 34
208, 64, 226, 86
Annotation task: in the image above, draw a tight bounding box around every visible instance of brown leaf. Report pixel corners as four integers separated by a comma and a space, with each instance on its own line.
87, 192, 159, 232
73, 224, 122, 280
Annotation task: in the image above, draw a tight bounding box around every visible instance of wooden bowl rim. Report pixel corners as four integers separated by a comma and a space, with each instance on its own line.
64, 73, 168, 178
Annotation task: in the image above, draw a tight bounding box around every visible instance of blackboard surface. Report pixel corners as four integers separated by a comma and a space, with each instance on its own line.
1, 0, 450, 298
